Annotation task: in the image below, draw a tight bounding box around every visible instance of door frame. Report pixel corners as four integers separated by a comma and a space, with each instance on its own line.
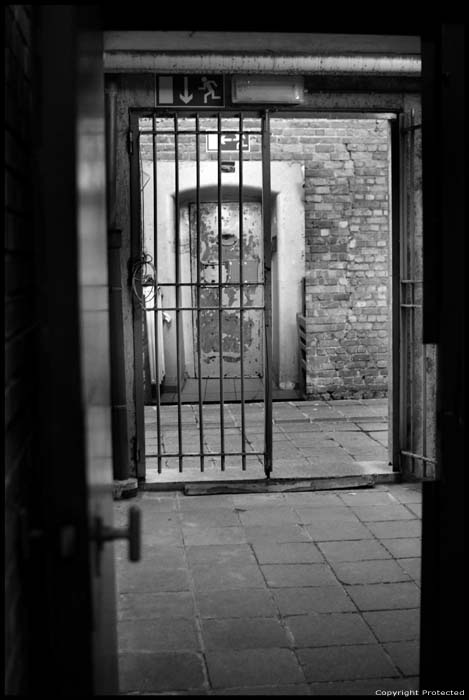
130, 106, 407, 484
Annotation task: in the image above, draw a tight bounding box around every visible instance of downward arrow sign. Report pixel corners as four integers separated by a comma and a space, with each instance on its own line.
179, 77, 193, 104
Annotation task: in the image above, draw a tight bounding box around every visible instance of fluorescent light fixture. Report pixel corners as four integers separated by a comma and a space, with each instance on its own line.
232, 75, 305, 104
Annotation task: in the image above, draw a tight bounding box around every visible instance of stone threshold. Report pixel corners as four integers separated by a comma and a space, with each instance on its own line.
140, 472, 401, 495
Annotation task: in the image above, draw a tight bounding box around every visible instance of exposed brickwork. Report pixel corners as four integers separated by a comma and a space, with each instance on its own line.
301, 121, 390, 398
4, 5, 37, 693
140, 117, 390, 398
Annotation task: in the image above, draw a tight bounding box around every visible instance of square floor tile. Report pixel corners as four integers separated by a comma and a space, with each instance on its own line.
318, 539, 391, 562
195, 588, 277, 619
366, 521, 422, 539
117, 592, 194, 620
345, 582, 420, 611
298, 644, 398, 682
329, 560, 411, 585
305, 521, 373, 542
382, 538, 421, 558
252, 542, 324, 564
384, 641, 420, 676
339, 491, 397, 506
201, 617, 290, 650
363, 609, 420, 642
181, 509, 241, 528
350, 505, 416, 522
215, 684, 311, 695
294, 506, 361, 525
397, 558, 421, 582
244, 524, 310, 543
237, 507, 300, 526
117, 618, 200, 652
273, 586, 356, 615
286, 612, 375, 647
178, 495, 235, 510
206, 649, 305, 689
260, 563, 339, 588
186, 544, 256, 566
116, 565, 191, 594
191, 562, 266, 590
182, 527, 247, 546
118, 652, 206, 693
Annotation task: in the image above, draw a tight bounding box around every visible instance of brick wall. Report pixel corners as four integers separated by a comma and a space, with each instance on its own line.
4, 5, 37, 693
299, 120, 390, 399
140, 116, 390, 398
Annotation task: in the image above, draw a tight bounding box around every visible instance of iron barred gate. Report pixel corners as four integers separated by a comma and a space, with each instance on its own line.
130, 110, 273, 479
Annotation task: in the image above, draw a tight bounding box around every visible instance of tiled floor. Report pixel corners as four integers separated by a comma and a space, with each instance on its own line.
145, 398, 391, 483
114, 482, 421, 695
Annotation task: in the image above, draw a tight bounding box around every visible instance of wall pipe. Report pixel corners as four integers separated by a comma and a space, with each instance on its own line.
103, 53, 421, 75
105, 78, 132, 488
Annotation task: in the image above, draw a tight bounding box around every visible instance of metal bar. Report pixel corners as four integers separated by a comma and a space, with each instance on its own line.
106, 83, 130, 482
147, 451, 265, 458
262, 110, 273, 478
239, 113, 246, 471
141, 305, 266, 312
155, 281, 260, 287
134, 109, 398, 120
409, 110, 416, 476
195, 114, 205, 472
152, 115, 163, 473
401, 304, 422, 308
139, 129, 263, 136
130, 115, 146, 480
174, 115, 183, 472
401, 450, 437, 464
390, 117, 401, 472
422, 342, 427, 478
398, 113, 407, 473
421, 37, 440, 344
217, 113, 225, 471
134, 110, 402, 129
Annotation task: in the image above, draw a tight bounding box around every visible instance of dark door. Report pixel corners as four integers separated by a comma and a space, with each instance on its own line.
30, 7, 119, 694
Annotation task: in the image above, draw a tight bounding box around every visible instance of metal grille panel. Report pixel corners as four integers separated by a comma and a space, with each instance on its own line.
132, 111, 272, 478
399, 111, 439, 480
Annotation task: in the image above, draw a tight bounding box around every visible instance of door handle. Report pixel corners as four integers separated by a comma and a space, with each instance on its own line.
93, 506, 141, 574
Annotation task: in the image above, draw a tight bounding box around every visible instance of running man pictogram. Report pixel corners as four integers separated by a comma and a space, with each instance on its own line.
198, 76, 221, 104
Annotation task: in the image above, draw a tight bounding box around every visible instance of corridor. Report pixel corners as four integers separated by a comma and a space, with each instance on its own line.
114, 482, 421, 694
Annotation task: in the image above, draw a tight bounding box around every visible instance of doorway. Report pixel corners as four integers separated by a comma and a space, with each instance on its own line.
130, 107, 436, 486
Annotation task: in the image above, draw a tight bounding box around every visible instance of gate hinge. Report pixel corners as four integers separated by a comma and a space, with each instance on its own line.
402, 123, 422, 133
127, 129, 134, 155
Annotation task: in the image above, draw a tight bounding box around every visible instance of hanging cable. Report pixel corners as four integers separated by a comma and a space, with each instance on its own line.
131, 252, 158, 310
